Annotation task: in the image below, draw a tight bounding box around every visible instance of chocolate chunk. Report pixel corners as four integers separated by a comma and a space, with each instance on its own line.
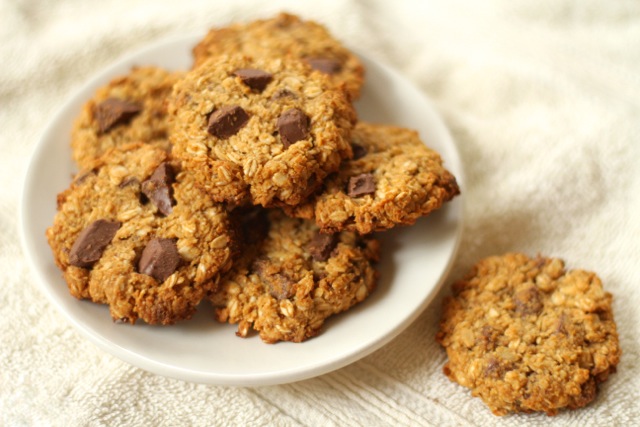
270, 89, 297, 101
308, 232, 338, 262
138, 238, 180, 283
69, 220, 121, 268
95, 98, 142, 133
207, 105, 249, 139
233, 68, 273, 92
252, 258, 295, 300
268, 273, 295, 300
514, 285, 543, 317
479, 325, 498, 351
347, 173, 376, 197
305, 57, 342, 75
484, 357, 508, 378
484, 357, 500, 377
141, 162, 175, 216
277, 108, 310, 148
555, 312, 569, 335
351, 143, 367, 160
251, 258, 270, 276
72, 170, 96, 186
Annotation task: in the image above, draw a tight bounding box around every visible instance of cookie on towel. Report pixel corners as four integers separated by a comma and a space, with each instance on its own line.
71, 66, 181, 169
436, 253, 621, 416
168, 54, 356, 207
283, 122, 460, 234
210, 209, 379, 343
47, 143, 237, 325
192, 12, 365, 100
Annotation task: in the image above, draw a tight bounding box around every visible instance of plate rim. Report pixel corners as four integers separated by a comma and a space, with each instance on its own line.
18, 33, 465, 386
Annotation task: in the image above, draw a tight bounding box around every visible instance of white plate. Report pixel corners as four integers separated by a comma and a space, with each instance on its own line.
19, 35, 464, 386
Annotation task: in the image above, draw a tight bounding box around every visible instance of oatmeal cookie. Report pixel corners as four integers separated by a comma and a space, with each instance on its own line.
192, 13, 365, 100
283, 123, 460, 234
71, 66, 181, 169
436, 253, 621, 416
210, 209, 379, 343
46, 143, 237, 325
168, 54, 356, 207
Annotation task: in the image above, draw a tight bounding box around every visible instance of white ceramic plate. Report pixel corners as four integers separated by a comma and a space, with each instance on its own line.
19, 35, 464, 386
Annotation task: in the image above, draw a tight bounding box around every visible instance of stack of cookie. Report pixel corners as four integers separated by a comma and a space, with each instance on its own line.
46, 13, 460, 343
45, 12, 620, 416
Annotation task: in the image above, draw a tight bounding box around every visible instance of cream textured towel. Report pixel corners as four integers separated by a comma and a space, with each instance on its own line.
3, 0, 639, 425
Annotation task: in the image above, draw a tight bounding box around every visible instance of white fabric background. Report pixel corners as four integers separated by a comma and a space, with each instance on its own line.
2, 0, 639, 425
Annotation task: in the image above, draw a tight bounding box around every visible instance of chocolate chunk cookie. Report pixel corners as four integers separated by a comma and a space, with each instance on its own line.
192, 13, 365, 100
283, 123, 460, 234
210, 209, 379, 343
71, 67, 181, 169
436, 253, 621, 416
46, 143, 237, 325
168, 54, 356, 207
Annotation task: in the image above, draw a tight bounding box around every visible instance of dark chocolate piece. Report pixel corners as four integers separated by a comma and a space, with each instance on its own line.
72, 170, 96, 186
484, 357, 511, 379
270, 89, 297, 101
234, 68, 273, 92
268, 273, 295, 300
207, 105, 249, 139
276, 108, 309, 148
308, 232, 338, 262
138, 238, 180, 283
95, 98, 142, 133
347, 173, 376, 197
253, 258, 295, 300
514, 285, 544, 317
351, 143, 367, 160
69, 220, 121, 268
141, 162, 175, 216
305, 57, 342, 75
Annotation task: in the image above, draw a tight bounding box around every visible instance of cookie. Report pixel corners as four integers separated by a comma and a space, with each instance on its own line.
283, 123, 460, 234
210, 209, 379, 343
46, 143, 237, 325
436, 253, 621, 416
168, 54, 356, 207
192, 13, 365, 100
71, 66, 181, 169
